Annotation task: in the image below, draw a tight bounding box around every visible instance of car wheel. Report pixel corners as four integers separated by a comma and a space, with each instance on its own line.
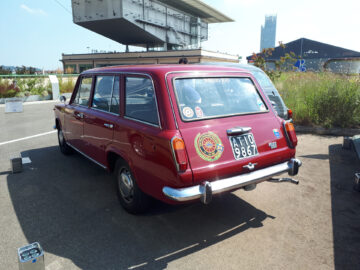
58, 128, 73, 155
115, 160, 150, 214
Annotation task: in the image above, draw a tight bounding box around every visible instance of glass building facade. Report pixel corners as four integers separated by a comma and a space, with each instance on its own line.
260, 15, 277, 51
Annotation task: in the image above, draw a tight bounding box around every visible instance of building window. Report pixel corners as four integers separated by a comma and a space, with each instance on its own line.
64, 65, 76, 74
79, 64, 93, 73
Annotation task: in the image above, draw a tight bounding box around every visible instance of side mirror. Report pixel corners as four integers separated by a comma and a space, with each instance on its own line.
60, 95, 66, 103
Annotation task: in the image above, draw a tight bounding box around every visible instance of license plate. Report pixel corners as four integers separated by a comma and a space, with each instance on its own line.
229, 133, 258, 160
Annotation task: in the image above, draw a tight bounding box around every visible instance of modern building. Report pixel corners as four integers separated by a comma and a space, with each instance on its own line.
260, 15, 277, 51
62, 49, 239, 73
71, 0, 233, 50
248, 38, 360, 73
63, 0, 236, 72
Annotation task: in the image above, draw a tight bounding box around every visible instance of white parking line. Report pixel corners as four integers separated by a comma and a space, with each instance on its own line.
0, 130, 57, 146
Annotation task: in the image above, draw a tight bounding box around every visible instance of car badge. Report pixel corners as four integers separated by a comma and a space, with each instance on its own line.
273, 129, 280, 139
269, 142, 277, 149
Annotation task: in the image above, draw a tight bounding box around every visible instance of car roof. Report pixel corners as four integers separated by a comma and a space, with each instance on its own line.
82, 64, 252, 76
197, 62, 263, 72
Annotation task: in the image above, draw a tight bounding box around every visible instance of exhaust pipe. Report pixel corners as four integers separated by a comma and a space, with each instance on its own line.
289, 159, 302, 176
268, 177, 299, 185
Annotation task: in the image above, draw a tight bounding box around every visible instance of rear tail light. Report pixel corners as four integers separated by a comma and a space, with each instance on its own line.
287, 109, 293, 119
171, 136, 188, 171
283, 121, 298, 148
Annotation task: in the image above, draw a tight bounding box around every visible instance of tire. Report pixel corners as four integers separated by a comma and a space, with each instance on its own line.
57, 128, 73, 155
114, 159, 150, 214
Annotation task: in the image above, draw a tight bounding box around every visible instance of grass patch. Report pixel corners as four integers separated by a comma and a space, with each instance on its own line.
275, 72, 360, 128
59, 77, 76, 93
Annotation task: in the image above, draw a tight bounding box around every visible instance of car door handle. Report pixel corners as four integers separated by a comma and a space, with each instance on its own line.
104, 123, 114, 129
227, 127, 252, 135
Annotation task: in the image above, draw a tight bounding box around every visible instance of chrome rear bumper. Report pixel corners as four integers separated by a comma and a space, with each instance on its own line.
163, 158, 302, 204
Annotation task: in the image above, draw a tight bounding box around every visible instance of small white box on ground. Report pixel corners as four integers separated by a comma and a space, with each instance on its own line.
18, 242, 45, 270
5, 98, 23, 113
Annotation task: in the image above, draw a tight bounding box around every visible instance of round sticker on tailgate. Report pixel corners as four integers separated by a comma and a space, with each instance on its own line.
194, 132, 224, 162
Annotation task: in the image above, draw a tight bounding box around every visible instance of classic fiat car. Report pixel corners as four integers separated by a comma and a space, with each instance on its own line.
54, 65, 301, 213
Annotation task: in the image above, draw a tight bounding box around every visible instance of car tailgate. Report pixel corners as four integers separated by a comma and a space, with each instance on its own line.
178, 113, 294, 184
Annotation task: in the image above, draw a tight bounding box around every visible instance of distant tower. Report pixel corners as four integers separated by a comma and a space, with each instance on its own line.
260, 15, 277, 51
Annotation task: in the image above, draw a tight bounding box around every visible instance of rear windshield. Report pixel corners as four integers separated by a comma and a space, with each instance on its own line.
173, 77, 268, 121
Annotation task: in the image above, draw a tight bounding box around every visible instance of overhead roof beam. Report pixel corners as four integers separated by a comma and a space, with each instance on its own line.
156, 0, 234, 23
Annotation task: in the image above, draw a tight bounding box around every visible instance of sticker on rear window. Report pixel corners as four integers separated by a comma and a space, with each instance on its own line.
273, 129, 280, 138
182, 107, 194, 118
195, 106, 204, 118
194, 132, 224, 162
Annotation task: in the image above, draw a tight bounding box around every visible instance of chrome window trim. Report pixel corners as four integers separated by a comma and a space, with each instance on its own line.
164, 74, 179, 130
90, 107, 120, 116
169, 74, 269, 123
67, 142, 107, 169
124, 116, 160, 128
79, 71, 162, 129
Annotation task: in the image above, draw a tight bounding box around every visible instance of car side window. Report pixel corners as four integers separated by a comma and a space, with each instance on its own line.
125, 76, 159, 126
92, 76, 114, 112
73, 77, 92, 106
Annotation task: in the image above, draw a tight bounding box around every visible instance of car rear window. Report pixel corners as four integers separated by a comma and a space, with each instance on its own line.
173, 77, 268, 121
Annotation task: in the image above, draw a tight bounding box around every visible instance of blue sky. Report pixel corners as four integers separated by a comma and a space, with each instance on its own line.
0, 0, 359, 69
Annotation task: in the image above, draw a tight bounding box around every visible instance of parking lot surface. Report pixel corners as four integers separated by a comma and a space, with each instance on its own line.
1, 102, 359, 270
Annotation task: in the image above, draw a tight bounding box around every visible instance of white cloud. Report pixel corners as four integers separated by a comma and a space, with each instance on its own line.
20, 4, 47, 16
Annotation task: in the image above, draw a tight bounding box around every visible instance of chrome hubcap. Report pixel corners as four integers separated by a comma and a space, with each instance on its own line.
118, 169, 134, 203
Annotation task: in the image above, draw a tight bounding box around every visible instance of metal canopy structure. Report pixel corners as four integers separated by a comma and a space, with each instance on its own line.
71, 0, 233, 49
156, 0, 234, 23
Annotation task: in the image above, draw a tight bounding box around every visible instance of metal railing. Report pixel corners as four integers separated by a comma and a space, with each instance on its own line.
0, 74, 79, 78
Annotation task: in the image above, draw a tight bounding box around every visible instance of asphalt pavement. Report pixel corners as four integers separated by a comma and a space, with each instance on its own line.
0, 102, 359, 270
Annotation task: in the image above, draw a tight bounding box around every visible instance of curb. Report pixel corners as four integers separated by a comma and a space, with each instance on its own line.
295, 125, 360, 137
0, 100, 59, 108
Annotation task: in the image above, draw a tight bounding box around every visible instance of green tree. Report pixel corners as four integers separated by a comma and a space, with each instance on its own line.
0, 66, 11, 75
251, 42, 298, 82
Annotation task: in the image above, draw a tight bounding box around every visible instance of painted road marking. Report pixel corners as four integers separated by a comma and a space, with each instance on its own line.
0, 130, 57, 146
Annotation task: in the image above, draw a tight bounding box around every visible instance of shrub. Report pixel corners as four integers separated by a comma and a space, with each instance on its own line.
15, 78, 52, 97
59, 77, 76, 93
275, 72, 360, 128
0, 78, 21, 98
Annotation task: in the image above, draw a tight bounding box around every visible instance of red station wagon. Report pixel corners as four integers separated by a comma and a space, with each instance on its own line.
54, 65, 301, 213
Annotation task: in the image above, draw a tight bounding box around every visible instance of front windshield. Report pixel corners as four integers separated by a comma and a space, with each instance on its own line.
174, 77, 268, 121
